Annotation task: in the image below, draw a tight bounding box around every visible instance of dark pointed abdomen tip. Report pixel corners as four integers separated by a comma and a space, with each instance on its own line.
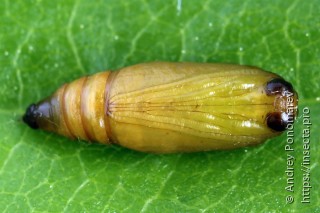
22, 104, 39, 129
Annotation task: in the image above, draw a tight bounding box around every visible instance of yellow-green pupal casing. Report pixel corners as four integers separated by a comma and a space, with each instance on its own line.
23, 62, 298, 153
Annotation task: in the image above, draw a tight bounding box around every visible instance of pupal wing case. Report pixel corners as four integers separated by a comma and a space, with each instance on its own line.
23, 62, 298, 153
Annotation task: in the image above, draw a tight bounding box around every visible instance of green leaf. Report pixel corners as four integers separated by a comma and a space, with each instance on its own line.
1, 0, 319, 212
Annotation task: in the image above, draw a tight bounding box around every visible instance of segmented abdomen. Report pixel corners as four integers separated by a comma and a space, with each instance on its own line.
23, 62, 298, 153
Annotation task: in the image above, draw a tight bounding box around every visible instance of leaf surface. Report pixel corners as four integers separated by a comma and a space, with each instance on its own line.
0, 0, 319, 212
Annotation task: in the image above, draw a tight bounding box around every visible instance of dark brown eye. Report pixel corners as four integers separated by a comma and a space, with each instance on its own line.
266, 78, 294, 96
266, 112, 288, 132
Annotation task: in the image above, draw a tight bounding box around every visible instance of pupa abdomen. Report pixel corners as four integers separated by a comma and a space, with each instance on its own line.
23, 62, 298, 153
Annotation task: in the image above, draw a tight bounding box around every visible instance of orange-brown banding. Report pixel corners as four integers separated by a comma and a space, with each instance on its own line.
80, 76, 94, 141
104, 71, 118, 143
80, 72, 110, 144
62, 77, 89, 141
60, 84, 75, 139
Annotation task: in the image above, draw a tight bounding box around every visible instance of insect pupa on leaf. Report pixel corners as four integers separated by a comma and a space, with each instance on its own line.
23, 62, 298, 153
